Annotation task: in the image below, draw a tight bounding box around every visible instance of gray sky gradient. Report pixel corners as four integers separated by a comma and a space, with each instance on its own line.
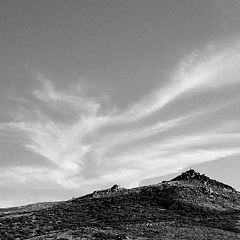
1, 0, 240, 207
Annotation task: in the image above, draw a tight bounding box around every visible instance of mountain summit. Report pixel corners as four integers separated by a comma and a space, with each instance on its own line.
1, 170, 240, 239
171, 169, 235, 191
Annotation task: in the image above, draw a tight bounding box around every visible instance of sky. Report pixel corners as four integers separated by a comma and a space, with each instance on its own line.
1, 0, 240, 207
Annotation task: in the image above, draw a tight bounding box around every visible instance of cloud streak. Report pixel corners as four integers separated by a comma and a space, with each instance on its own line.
1, 42, 240, 192
121, 44, 240, 121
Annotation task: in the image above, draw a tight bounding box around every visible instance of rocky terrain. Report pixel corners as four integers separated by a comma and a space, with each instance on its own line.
1, 169, 240, 239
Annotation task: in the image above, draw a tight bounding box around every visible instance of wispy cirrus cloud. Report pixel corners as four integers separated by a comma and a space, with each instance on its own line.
1, 41, 240, 191
122, 44, 240, 121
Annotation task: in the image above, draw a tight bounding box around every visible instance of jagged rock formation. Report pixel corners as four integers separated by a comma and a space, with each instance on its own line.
171, 169, 235, 192
91, 185, 123, 198
0, 170, 240, 239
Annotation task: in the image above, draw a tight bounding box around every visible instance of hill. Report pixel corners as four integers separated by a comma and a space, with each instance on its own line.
0, 169, 240, 239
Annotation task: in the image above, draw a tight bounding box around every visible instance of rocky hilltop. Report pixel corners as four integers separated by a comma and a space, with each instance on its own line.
1, 169, 240, 239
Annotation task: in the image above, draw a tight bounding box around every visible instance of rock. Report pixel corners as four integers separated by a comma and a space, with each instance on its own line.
171, 169, 235, 192
111, 184, 120, 192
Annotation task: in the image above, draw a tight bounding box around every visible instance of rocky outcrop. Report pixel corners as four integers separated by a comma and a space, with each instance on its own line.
171, 169, 235, 192
91, 184, 123, 198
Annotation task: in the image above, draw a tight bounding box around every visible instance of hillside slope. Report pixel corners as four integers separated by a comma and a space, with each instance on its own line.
1, 169, 240, 239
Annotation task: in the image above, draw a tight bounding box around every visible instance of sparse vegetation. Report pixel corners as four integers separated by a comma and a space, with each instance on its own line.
0, 170, 240, 239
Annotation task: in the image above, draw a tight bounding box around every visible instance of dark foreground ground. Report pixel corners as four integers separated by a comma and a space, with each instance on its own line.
1, 169, 240, 239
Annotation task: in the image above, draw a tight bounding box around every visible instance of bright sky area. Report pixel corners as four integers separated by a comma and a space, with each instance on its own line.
1, 0, 240, 207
